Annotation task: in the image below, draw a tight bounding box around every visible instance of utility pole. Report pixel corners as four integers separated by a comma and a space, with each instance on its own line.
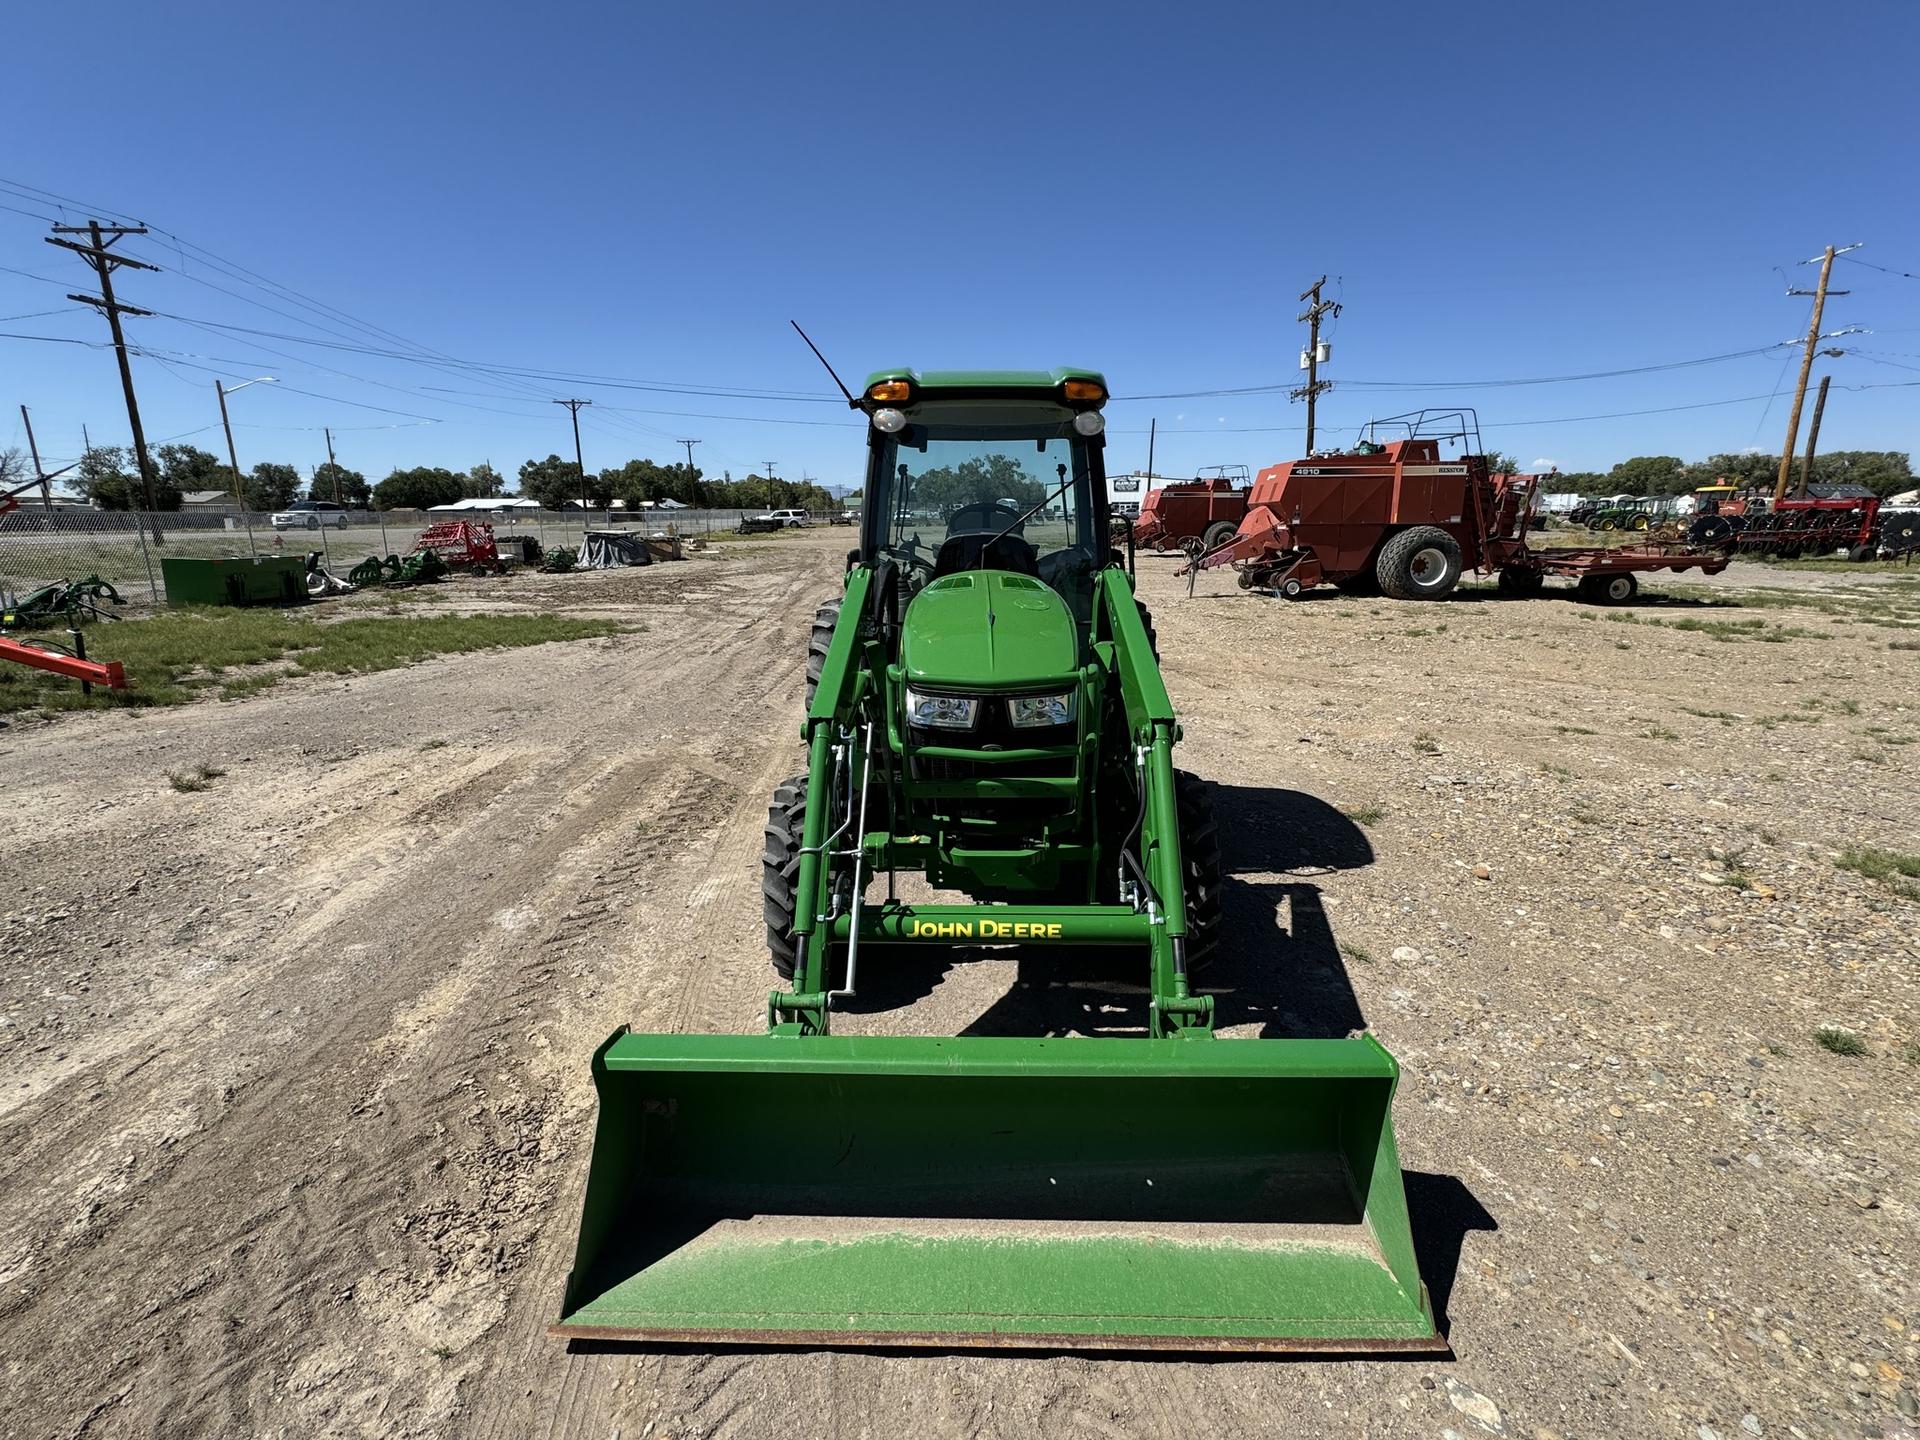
215, 380, 246, 509
554, 398, 591, 512
17, 406, 79, 506
19, 406, 53, 505
46, 222, 161, 527
1797, 374, 1831, 498
324, 427, 339, 502
1290, 276, 1341, 455
1773, 245, 1859, 504
679, 438, 700, 473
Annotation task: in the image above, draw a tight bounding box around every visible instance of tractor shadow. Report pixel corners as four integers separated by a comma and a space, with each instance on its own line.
841, 785, 1378, 1042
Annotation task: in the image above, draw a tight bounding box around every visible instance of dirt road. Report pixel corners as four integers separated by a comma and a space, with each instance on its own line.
2, 531, 1915, 1439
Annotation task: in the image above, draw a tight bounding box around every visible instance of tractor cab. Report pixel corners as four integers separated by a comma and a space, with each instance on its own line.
858, 368, 1112, 637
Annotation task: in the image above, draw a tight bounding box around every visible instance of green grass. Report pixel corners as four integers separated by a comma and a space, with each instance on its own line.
1338, 941, 1374, 966
1901, 1042, 1920, 1067
1640, 724, 1679, 741
1681, 706, 1738, 723
1412, 731, 1439, 755
1554, 724, 1598, 736
1341, 804, 1387, 826
1, 607, 624, 714
1835, 845, 1920, 900
1814, 1026, 1868, 1058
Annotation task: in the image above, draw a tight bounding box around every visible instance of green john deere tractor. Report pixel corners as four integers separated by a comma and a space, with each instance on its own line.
553, 368, 1440, 1352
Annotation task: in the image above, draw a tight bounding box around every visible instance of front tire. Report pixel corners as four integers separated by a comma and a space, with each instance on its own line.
1175, 769, 1222, 972
1376, 526, 1464, 601
763, 775, 808, 982
804, 596, 842, 709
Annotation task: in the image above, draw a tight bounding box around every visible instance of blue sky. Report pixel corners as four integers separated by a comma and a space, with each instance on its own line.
3, 0, 1916, 493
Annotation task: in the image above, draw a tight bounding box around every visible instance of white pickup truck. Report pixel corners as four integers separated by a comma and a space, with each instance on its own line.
741, 508, 812, 533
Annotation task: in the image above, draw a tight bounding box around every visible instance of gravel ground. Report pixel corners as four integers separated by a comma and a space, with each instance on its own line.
1, 529, 1915, 1439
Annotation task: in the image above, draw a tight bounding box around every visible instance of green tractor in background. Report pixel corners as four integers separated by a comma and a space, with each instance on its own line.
553, 369, 1441, 1352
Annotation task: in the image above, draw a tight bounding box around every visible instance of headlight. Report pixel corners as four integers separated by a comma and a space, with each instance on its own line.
1009, 691, 1076, 728
904, 688, 978, 730
1072, 410, 1104, 436
871, 407, 908, 434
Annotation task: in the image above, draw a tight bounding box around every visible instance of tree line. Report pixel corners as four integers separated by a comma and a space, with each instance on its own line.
62, 443, 841, 513
1543, 450, 1913, 498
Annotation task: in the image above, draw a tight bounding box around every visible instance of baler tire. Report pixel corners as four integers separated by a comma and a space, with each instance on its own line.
803, 596, 842, 710
1577, 572, 1639, 604
762, 775, 808, 982
1497, 566, 1545, 597
1202, 521, 1238, 553
1175, 769, 1223, 974
1376, 526, 1464, 601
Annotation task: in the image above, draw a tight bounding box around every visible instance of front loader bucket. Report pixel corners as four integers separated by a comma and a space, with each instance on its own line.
552, 1030, 1443, 1353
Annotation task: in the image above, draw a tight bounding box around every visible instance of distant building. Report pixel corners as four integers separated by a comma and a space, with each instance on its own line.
180, 490, 239, 512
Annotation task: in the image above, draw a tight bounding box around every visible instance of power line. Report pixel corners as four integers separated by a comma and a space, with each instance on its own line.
1839, 255, 1918, 280
1113, 344, 1796, 400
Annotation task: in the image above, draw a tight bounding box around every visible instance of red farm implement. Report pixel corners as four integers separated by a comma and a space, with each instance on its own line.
1687, 484, 1887, 561
1185, 410, 1729, 603
1132, 472, 1249, 556
0, 634, 126, 694
412, 520, 505, 575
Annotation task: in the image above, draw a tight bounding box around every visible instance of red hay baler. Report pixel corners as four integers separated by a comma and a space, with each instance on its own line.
1185, 410, 1729, 603
1131, 470, 1250, 555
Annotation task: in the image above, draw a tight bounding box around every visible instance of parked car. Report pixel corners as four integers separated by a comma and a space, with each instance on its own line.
829, 510, 858, 526
753, 508, 811, 529
271, 501, 350, 530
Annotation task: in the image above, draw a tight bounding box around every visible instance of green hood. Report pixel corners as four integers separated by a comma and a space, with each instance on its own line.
900, 572, 1077, 689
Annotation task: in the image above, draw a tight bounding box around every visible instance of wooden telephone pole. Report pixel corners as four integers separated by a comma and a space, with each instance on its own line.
18, 406, 77, 504
1291, 277, 1341, 455
46, 222, 161, 525
1772, 245, 1859, 504
1797, 374, 1831, 498
554, 399, 592, 512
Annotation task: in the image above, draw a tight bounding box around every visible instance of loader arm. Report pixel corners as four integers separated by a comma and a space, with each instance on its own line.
1095, 570, 1208, 1036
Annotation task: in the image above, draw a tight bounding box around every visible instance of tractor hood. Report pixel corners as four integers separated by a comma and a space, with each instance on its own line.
900, 571, 1077, 689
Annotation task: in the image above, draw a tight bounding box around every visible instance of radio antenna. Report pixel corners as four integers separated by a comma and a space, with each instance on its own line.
790, 321, 856, 406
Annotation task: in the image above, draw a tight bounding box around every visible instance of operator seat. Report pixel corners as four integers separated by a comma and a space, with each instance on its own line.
930, 531, 1040, 579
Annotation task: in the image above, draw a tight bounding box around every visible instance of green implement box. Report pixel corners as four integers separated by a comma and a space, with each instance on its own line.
160, 555, 308, 608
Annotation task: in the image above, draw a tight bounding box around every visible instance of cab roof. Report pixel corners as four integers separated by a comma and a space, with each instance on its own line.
861, 366, 1107, 399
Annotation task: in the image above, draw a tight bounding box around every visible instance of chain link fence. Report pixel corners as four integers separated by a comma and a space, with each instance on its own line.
0, 505, 851, 612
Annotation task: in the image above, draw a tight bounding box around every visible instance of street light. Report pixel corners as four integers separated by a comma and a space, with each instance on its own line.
215, 376, 277, 556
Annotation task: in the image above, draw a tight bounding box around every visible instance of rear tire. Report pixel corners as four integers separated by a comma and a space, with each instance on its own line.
1578, 572, 1639, 604
1202, 521, 1238, 552
1376, 526, 1464, 601
1497, 566, 1545, 596
804, 596, 841, 709
1175, 769, 1222, 973
763, 775, 808, 982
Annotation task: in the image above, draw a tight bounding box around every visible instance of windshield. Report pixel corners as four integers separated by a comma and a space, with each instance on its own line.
874, 429, 1099, 607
